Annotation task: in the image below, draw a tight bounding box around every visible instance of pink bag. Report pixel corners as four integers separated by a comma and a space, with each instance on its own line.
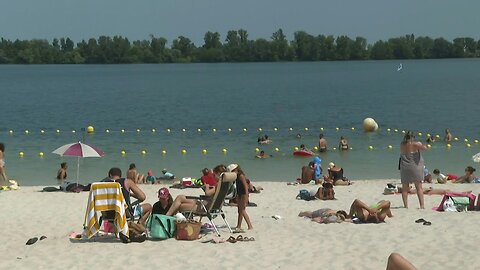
433, 192, 476, 211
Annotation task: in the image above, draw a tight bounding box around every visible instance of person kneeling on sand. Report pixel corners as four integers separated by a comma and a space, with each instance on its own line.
348, 199, 392, 223
324, 162, 352, 186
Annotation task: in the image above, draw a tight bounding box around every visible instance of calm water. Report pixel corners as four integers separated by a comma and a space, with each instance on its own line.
1, 60, 480, 185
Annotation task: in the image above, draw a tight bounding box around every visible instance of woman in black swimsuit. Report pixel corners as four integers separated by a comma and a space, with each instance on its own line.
228, 163, 253, 231
339, 136, 349, 150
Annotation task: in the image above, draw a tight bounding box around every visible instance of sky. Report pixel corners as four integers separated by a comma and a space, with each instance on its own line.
0, 0, 479, 46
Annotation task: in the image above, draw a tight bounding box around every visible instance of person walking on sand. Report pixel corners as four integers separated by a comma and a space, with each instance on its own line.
0, 143, 8, 185
228, 164, 253, 231
399, 132, 427, 209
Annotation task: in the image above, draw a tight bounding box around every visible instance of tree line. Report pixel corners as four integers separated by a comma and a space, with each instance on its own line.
0, 29, 479, 64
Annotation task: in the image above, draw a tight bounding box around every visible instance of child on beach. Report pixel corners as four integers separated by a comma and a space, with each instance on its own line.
145, 169, 156, 184
432, 169, 458, 184
227, 163, 253, 231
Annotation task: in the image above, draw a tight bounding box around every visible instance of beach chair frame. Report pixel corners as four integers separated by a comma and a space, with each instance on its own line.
185, 172, 236, 236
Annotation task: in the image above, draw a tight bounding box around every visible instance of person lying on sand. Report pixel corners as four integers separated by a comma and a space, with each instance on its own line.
298, 209, 348, 224
348, 199, 392, 223
384, 186, 471, 195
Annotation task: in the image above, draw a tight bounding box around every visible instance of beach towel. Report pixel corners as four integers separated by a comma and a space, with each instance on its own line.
83, 182, 129, 238
433, 192, 476, 211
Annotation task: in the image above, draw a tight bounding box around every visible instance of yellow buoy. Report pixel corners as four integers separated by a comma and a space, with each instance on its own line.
464, 138, 469, 142
368, 145, 374, 150
435, 134, 440, 138
474, 139, 479, 144
466, 143, 471, 148
426, 133, 431, 137
387, 128, 391, 132
121, 129, 125, 133
394, 129, 398, 133
387, 145, 393, 149
121, 150, 126, 156
202, 149, 207, 155
454, 137, 459, 141
87, 126, 94, 134
9, 130, 13, 134
294, 147, 299, 151
446, 144, 452, 148
56, 129, 60, 133
304, 127, 309, 131
258, 128, 262, 131
228, 128, 232, 132
105, 129, 110, 133
161, 150, 167, 155
151, 128, 156, 133
401, 130, 405, 134
320, 127, 324, 131
141, 150, 147, 155
40, 129, 45, 134
181, 149, 187, 154
212, 128, 217, 132
351, 127, 355, 131
427, 144, 432, 148
166, 128, 171, 133
19, 151, 24, 157
243, 128, 247, 132
275, 147, 280, 152
136, 128, 141, 133
182, 128, 186, 132
39, 152, 44, 157
332, 147, 337, 150
273, 127, 278, 131
336, 127, 340, 131
255, 148, 260, 152
25, 130, 29, 134
222, 148, 228, 154
349, 147, 353, 150
289, 128, 293, 131
197, 128, 202, 132
313, 146, 318, 151
418, 132, 422, 136
71, 130, 76, 133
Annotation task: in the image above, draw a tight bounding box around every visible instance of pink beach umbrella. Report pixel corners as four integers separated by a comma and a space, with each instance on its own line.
52, 141, 105, 183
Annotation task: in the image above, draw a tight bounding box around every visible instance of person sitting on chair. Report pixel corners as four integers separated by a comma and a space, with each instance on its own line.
165, 164, 227, 216
103, 167, 152, 225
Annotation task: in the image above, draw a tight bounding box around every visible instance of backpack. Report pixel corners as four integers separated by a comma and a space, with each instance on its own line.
296, 189, 314, 201
318, 182, 335, 200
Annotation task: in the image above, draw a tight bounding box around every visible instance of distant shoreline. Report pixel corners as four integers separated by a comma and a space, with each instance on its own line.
1, 30, 478, 64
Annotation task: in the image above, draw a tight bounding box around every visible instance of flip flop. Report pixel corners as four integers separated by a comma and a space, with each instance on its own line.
26, 237, 38, 245
40, 236, 47, 241
227, 236, 237, 243
236, 235, 244, 241
423, 221, 432, 226
415, 218, 426, 223
242, 236, 255, 242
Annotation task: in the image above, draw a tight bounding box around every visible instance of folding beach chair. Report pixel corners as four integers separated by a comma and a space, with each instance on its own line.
185, 172, 237, 236
83, 182, 129, 238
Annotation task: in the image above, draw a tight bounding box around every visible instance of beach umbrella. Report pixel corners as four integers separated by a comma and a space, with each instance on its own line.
52, 141, 105, 183
473, 153, 480, 163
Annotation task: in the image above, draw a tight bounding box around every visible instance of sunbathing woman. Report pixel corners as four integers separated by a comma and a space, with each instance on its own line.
453, 166, 477, 183
348, 199, 393, 223
393, 186, 471, 195
298, 209, 348, 224
165, 164, 227, 216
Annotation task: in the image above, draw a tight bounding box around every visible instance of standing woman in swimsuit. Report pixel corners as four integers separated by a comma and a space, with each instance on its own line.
399, 132, 427, 209
228, 163, 253, 231
0, 143, 8, 185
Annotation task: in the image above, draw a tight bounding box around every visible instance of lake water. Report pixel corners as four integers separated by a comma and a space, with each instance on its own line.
1, 60, 480, 185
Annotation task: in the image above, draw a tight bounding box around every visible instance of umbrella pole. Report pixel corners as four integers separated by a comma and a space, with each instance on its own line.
77, 156, 80, 185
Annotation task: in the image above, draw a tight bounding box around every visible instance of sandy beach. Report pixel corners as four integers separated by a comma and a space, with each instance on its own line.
1, 180, 480, 270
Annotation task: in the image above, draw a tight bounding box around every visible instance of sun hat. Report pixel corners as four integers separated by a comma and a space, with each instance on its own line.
158, 187, 170, 199
328, 162, 335, 168
227, 164, 238, 172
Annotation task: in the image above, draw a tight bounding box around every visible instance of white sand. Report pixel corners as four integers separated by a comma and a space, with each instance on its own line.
1, 180, 480, 270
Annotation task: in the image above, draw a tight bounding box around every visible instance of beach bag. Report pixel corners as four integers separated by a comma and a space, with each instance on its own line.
175, 219, 201, 241
296, 189, 314, 201
147, 214, 176, 239
435, 192, 476, 212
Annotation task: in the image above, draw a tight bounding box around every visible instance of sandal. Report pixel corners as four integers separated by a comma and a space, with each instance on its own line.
236, 235, 244, 241
423, 221, 432, 226
26, 237, 38, 245
233, 228, 245, 234
227, 236, 237, 243
415, 218, 426, 223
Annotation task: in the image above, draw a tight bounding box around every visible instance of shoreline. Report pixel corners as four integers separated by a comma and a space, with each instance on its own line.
2, 180, 480, 269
